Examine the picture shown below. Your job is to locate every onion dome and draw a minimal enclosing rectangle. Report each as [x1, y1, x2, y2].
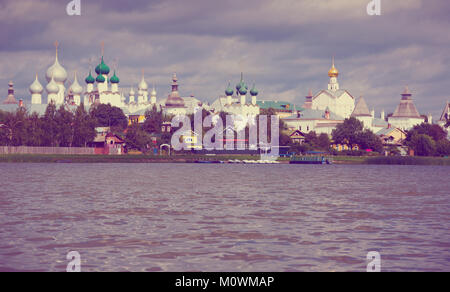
[110, 71, 120, 84]
[130, 87, 135, 95]
[70, 72, 83, 95]
[96, 74, 106, 83]
[46, 75, 59, 94]
[138, 75, 148, 90]
[239, 85, 248, 95]
[95, 56, 110, 75]
[85, 71, 95, 84]
[250, 84, 258, 96]
[46, 46, 68, 83]
[151, 85, 157, 96]
[29, 74, 44, 94]
[225, 83, 234, 96]
[328, 57, 339, 78]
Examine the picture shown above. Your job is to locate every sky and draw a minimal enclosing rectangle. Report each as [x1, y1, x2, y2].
[0, 0, 449, 118]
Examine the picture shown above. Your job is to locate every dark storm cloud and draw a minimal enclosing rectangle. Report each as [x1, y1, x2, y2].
[0, 0, 449, 117]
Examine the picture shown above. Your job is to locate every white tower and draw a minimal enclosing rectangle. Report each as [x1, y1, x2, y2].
[29, 74, 44, 105]
[129, 87, 136, 104]
[327, 57, 340, 92]
[250, 84, 258, 106]
[150, 84, 157, 104]
[138, 70, 148, 104]
[70, 72, 83, 106]
[45, 41, 67, 104]
[46, 75, 60, 104]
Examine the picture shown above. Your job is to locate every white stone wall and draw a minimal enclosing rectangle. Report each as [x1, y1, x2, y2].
[388, 117, 425, 131]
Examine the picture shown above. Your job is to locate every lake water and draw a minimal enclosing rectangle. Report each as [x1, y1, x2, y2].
[0, 163, 449, 272]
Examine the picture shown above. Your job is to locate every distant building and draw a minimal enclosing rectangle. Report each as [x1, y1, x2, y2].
[3, 81, 18, 105]
[163, 73, 188, 116]
[211, 74, 260, 116]
[377, 127, 407, 146]
[304, 58, 356, 119]
[289, 130, 306, 144]
[351, 96, 388, 133]
[282, 107, 344, 135]
[388, 86, 425, 130]
[93, 131, 125, 155]
[257, 100, 299, 118]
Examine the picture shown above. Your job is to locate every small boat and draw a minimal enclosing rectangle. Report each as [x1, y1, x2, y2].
[194, 160, 223, 164]
[290, 156, 332, 165]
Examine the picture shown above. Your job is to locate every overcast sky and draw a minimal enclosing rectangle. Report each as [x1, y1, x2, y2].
[0, 0, 449, 118]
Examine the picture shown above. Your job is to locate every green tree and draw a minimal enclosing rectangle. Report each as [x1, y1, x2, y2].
[0, 110, 9, 145]
[42, 102, 58, 146]
[25, 112, 45, 146]
[90, 104, 128, 130]
[55, 105, 74, 147]
[316, 133, 331, 150]
[125, 124, 153, 153]
[409, 134, 436, 156]
[407, 123, 447, 142]
[143, 104, 167, 134]
[332, 117, 364, 148]
[356, 129, 383, 153]
[73, 103, 96, 147]
[436, 139, 450, 156]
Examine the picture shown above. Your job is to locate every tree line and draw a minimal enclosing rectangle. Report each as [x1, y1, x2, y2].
[0, 103, 128, 147]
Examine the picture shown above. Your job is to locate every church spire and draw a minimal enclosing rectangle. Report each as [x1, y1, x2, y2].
[328, 56, 340, 91]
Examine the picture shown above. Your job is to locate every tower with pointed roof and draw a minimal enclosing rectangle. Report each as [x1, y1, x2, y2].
[304, 89, 313, 109]
[138, 70, 149, 104]
[30, 74, 44, 104]
[250, 84, 258, 105]
[165, 73, 186, 114]
[388, 86, 425, 130]
[351, 96, 373, 129]
[45, 41, 67, 104]
[150, 84, 157, 104]
[3, 81, 18, 104]
[46, 75, 59, 104]
[328, 56, 339, 92]
[70, 72, 83, 105]
[307, 57, 355, 118]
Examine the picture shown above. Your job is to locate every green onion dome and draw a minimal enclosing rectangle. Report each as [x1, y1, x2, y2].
[239, 85, 248, 95]
[85, 71, 95, 84]
[95, 56, 110, 75]
[96, 74, 106, 83]
[225, 83, 234, 96]
[110, 71, 120, 84]
[250, 84, 258, 96]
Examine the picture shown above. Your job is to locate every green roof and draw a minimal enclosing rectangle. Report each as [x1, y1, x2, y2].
[85, 71, 95, 84]
[257, 100, 303, 111]
[96, 74, 106, 83]
[95, 56, 110, 75]
[110, 71, 120, 83]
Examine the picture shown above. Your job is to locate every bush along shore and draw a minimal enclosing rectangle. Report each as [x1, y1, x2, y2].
[365, 156, 450, 166]
[0, 154, 449, 165]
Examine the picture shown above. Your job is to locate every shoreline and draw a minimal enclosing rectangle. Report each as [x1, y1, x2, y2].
[0, 154, 449, 166]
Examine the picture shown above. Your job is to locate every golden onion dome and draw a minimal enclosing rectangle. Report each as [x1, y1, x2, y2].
[328, 63, 339, 78]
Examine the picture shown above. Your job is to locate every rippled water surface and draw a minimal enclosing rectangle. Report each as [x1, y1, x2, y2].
[0, 163, 449, 272]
